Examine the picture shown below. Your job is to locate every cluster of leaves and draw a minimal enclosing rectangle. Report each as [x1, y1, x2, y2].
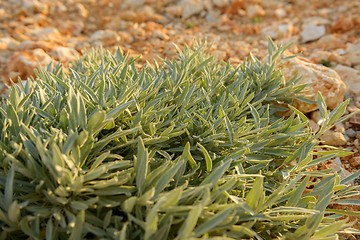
[0, 42, 359, 239]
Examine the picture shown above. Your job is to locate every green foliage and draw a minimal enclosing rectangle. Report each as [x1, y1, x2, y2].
[0, 42, 359, 239]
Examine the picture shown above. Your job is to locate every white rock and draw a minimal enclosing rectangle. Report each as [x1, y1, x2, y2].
[212, 0, 229, 8]
[29, 27, 62, 42]
[19, 0, 48, 15]
[261, 23, 293, 40]
[179, 0, 204, 19]
[345, 41, 360, 66]
[330, 158, 353, 184]
[50, 47, 80, 62]
[90, 30, 121, 46]
[333, 64, 360, 95]
[274, 8, 286, 18]
[300, 24, 326, 43]
[7, 48, 54, 80]
[334, 122, 345, 134]
[309, 119, 320, 133]
[320, 130, 347, 146]
[246, 4, 265, 18]
[278, 56, 346, 113]
[123, 0, 145, 8]
[0, 37, 20, 50]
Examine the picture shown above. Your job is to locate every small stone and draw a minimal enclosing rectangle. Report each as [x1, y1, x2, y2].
[345, 128, 357, 138]
[334, 65, 360, 95]
[334, 122, 345, 134]
[29, 27, 62, 42]
[278, 56, 346, 113]
[354, 139, 360, 147]
[20, 0, 49, 15]
[7, 48, 54, 80]
[212, 50, 227, 60]
[179, 0, 204, 19]
[330, 158, 353, 183]
[50, 47, 80, 62]
[153, 30, 169, 40]
[212, 0, 229, 8]
[349, 156, 360, 167]
[315, 34, 345, 50]
[0, 37, 20, 50]
[320, 130, 347, 146]
[345, 41, 360, 66]
[309, 119, 320, 132]
[75, 3, 88, 18]
[311, 110, 322, 123]
[300, 24, 326, 43]
[274, 8, 286, 18]
[245, 4, 265, 18]
[122, 0, 145, 8]
[165, 6, 182, 18]
[261, 23, 293, 40]
[90, 30, 121, 46]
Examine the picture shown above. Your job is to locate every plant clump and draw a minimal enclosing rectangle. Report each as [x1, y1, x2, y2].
[0, 42, 359, 239]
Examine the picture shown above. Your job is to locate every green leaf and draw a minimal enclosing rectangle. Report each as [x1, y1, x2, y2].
[136, 137, 148, 195]
[245, 176, 264, 211]
[69, 210, 85, 240]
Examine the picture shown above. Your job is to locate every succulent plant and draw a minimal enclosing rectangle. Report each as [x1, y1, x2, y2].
[0, 41, 358, 239]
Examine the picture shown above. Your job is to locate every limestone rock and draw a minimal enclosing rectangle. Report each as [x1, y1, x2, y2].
[333, 65, 360, 95]
[345, 41, 360, 66]
[212, 0, 229, 8]
[0, 37, 20, 50]
[246, 4, 265, 18]
[50, 46, 80, 62]
[320, 130, 347, 146]
[29, 27, 62, 42]
[330, 158, 353, 183]
[315, 34, 345, 50]
[261, 23, 293, 40]
[278, 56, 346, 113]
[90, 30, 121, 46]
[300, 24, 326, 43]
[179, 0, 204, 19]
[7, 48, 54, 80]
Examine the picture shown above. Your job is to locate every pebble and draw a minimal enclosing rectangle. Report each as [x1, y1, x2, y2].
[320, 130, 347, 146]
[349, 156, 360, 167]
[330, 158, 353, 184]
[90, 30, 121, 46]
[309, 119, 320, 132]
[19, 0, 49, 15]
[165, 6, 182, 18]
[123, 0, 145, 8]
[345, 128, 356, 138]
[0, 37, 20, 51]
[334, 65, 360, 95]
[7, 48, 54, 80]
[315, 34, 345, 50]
[246, 4, 265, 18]
[50, 46, 80, 62]
[153, 30, 169, 40]
[212, 0, 229, 8]
[261, 23, 293, 40]
[300, 24, 326, 43]
[278, 55, 346, 113]
[345, 41, 360, 66]
[274, 8, 287, 18]
[29, 27, 62, 42]
[75, 3, 88, 18]
[334, 122, 346, 134]
[179, 0, 204, 19]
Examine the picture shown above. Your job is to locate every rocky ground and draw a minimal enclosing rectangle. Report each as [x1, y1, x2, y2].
[0, 0, 359, 225]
